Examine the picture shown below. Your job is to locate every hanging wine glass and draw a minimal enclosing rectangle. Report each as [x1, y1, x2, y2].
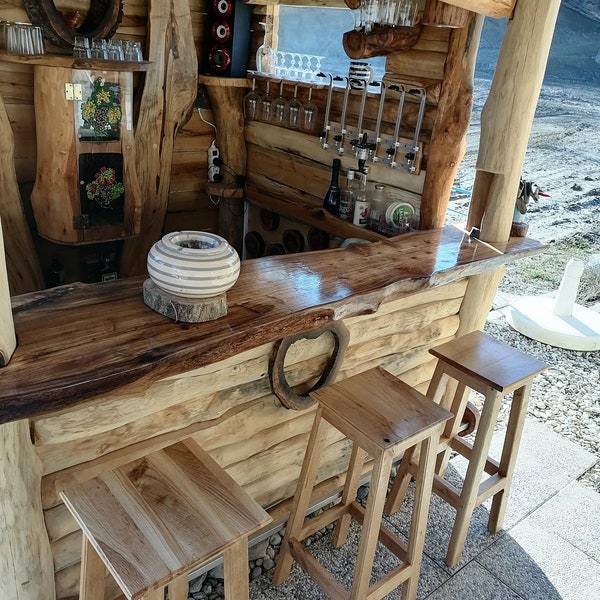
[287, 84, 302, 129]
[256, 22, 277, 75]
[258, 79, 273, 123]
[243, 77, 260, 121]
[271, 80, 289, 126]
[300, 85, 319, 133]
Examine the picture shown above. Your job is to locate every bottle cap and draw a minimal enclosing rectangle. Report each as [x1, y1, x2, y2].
[347, 169, 355, 179]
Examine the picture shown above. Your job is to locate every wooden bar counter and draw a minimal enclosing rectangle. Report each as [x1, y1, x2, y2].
[0, 226, 543, 600]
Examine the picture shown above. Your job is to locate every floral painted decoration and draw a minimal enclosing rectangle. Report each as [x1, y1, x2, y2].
[81, 77, 122, 137]
[86, 166, 125, 209]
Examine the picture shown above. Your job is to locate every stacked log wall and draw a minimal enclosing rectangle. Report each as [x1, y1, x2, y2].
[31, 278, 467, 598]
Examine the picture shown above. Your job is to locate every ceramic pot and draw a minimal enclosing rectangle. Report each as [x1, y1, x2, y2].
[147, 231, 240, 298]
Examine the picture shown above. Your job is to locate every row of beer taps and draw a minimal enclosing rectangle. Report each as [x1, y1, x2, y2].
[318, 73, 426, 174]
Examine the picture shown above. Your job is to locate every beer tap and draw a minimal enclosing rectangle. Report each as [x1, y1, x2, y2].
[386, 83, 406, 167]
[350, 80, 371, 156]
[333, 77, 351, 154]
[372, 81, 387, 162]
[317, 72, 334, 149]
[405, 87, 427, 172]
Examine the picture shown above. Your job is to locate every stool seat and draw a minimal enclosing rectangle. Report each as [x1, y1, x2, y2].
[386, 330, 547, 567]
[61, 438, 271, 600]
[273, 367, 452, 600]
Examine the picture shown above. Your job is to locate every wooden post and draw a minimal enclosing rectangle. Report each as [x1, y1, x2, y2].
[423, 0, 470, 28]
[0, 94, 44, 295]
[120, 0, 198, 277]
[199, 77, 248, 254]
[0, 420, 55, 600]
[419, 13, 484, 229]
[0, 217, 16, 367]
[467, 0, 561, 243]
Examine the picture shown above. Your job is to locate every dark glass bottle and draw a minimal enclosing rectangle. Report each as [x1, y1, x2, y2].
[323, 158, 341, 216]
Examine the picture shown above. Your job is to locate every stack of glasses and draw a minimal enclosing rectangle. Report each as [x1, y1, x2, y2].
[353, 0, 419, 33]
[0, 21, 45, 55]
[73, 37, 143, 62]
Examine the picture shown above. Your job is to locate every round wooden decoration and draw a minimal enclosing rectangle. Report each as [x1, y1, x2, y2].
[23, 0, 124, 49]
[269, 322, 350, 410]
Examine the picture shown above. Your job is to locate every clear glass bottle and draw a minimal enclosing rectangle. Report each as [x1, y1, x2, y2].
[352, 168, 370, 227]
[323, 158, 342, 216]
[339, 169, 357, 221]
[368, 184, 387, 232]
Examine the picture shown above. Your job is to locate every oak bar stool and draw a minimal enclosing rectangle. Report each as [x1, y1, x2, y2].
[273, 367, 452, 600]
[385, 330, 548, 567]
[60, 438, 271, 600]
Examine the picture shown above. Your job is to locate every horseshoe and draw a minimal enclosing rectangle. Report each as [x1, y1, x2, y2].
[269, 322, 349, 410]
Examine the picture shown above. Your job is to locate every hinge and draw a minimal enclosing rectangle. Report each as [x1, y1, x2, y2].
[64, 83, 83, 101]
[73, 214, 90, 230]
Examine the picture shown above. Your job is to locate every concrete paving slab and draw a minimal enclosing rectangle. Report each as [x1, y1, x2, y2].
[477, 483, 600, 600]
[450, 418, 597, 529]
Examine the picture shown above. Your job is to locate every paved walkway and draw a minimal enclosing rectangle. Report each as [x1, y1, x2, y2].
[249, 417, 600, 599]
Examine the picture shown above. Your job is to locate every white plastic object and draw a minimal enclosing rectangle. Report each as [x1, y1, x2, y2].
[208, 140, 221, 182]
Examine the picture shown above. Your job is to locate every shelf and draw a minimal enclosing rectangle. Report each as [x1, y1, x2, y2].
[0, 50, 152, 71]
[342, 22, 423, 60]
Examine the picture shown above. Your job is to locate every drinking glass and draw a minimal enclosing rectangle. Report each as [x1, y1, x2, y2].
[271, 80, 289, 126]
[91, 38, 108, 59]
[31, 26, 45, 54]
[243, 77, 260, 121]
[124, 40, 143, 61]
[107, 38, 124, 61]
[256, 22, 276, 75]
[258, 80, 273, 123]
[300, 85, 318, 133]
[287, 84, 302, 129]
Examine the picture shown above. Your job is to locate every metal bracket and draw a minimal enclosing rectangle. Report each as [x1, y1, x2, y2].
[73, 214, 90, 230]
[64, 83, 83, 101]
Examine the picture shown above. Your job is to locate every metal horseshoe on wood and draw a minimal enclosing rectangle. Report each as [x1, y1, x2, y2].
[269, 322, 349, 410]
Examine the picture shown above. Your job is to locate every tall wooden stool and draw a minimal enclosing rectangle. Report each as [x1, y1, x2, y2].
[60, 438, 271, 600]
[272, 367, 452, 600]
[385, 330, 548, 567]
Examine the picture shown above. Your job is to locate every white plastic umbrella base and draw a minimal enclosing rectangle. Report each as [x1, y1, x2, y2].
[506, 296, 600, 351]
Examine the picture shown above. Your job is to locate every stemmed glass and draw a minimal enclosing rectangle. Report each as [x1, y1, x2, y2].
[300, 85, 319, 133]
[258, 79, 273, 123]
[243, 77, 260, 121]
[287, 84, 302, 129]
[271, 80, 289, 126]
[256, 22, 276, 75]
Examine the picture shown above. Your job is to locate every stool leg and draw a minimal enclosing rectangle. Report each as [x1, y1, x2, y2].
[79, 536, 106, 600]
[445, 388, 502, 567]
[435, 381, 468, 476]
[223, 536, 250, 599]
[273, 408, 329, 585]
[333, 442, 367, 548]
[402, 430, 440, 600]
[167, 573, 190, 600]
[350, 449, 393, 600]
[488, 382, 531, 533]
[384, 445, 416, 515]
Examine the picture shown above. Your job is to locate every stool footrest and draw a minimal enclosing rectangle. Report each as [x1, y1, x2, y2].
[451, 436, 501, 475]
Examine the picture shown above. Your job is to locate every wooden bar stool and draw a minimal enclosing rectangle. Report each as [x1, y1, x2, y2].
[272, 367, 452, 600]
[385, 330, 548, 567]
[60, 438, 271, 600]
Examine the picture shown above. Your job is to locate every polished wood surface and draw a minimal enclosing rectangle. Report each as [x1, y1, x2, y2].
[0, 226, 544, 424]
[60, 438, 270, 599]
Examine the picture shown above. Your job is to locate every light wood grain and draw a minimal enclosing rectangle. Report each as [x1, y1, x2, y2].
[439, 0, 515, 18]
[0, 217, 16, 365]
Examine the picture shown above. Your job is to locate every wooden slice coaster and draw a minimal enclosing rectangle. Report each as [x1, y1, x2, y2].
[143, 279, 227, 323]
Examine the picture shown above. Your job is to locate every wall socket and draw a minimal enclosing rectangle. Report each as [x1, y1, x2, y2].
[208, 140, 222, 182]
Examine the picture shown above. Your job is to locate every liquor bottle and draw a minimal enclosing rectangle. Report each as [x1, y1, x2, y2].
[352, 168, 370, 227]
[368, 184, 387, 233]
[323, 158, 342, 216]
[339, 169, 357, 221]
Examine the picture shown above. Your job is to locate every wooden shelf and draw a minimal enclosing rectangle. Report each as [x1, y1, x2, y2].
[0, 50, 152, 71]
[342, 22, 423, 60]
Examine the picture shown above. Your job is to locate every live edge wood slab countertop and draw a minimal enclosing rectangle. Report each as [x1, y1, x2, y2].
[0, 226, 544, 424]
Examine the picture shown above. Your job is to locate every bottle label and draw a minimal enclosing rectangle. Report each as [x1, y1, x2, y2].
[353, 201, 370, 227]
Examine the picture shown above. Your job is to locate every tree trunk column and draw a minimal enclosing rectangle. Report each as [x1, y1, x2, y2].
[467, 0, 561, 243]
[0, 420, 55, 600]
[199, 77, 247, 255]
[0, 217, 16, 367]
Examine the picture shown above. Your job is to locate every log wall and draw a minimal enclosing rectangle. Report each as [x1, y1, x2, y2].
[32, 278, 467, 599]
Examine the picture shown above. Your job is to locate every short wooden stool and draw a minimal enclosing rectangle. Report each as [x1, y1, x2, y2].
[273, 367, 452, 600]
[386, 330, 547, 567]
[60, 438, 271, 600]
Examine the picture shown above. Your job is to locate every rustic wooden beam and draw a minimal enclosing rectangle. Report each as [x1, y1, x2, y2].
[0, 419, 55, 600]
[423, 0, 470, 28]
[419, 13, 484, 229]
[0, 218, 16, 366]
[467, 0, 561, 242]
[0, 94, 44, 295]
[120, 0, 198, 277]
[438, 0, 515, 19]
